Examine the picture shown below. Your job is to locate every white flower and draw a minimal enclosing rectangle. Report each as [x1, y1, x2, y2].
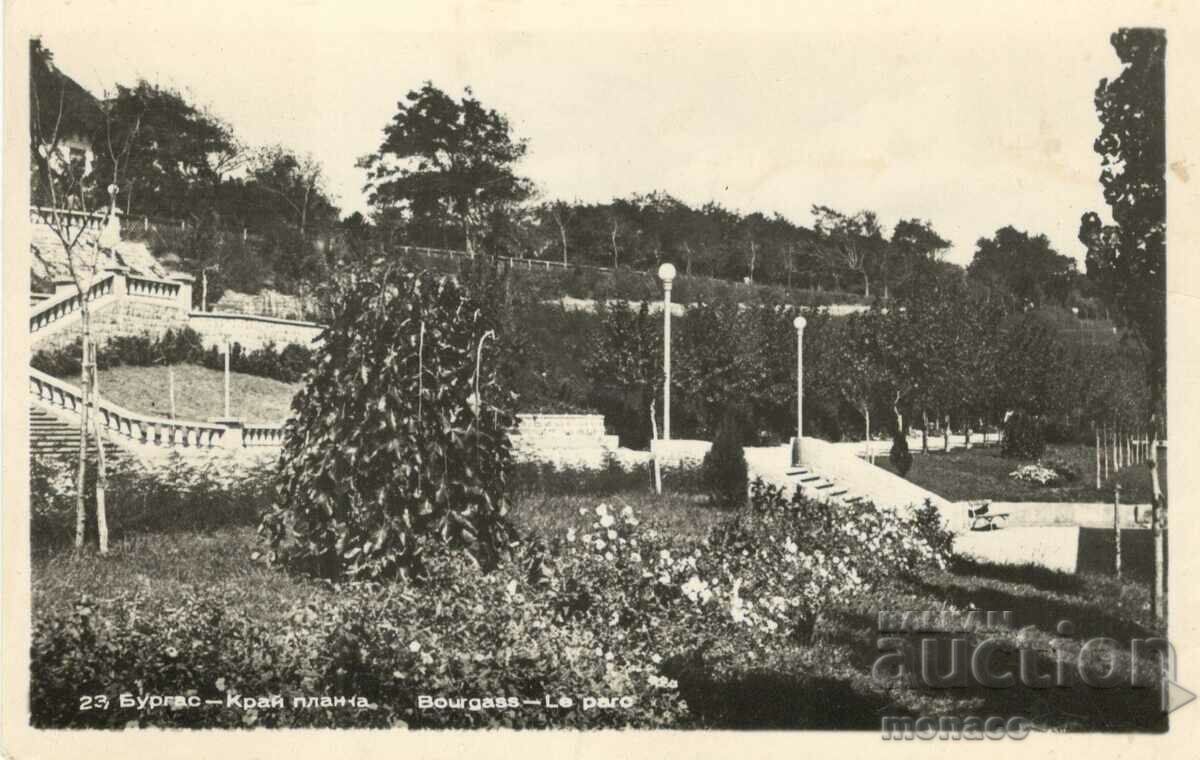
[599, 513, 615, 528]
[566, 528, 576, 543]
[408, 640, 421, 653]
[595, 539, 607, 551]
[505, 579, 518, 595]
[621, 505, 634, 519]
[631, 551, 642, 563]
[607, 529, 618, 540]
[596, 503, 610, 517]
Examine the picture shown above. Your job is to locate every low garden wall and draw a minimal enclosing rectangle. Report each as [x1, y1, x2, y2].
[188, 312, 324, 350]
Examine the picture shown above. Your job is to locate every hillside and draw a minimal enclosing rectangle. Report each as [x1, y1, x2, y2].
[71, 365, 301, 423]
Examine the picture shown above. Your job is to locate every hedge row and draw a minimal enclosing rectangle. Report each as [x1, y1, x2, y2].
[31, 327, 315, 385]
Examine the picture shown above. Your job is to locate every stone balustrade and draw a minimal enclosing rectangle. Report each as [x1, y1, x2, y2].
[29, 274, 116, 334]
[30, 368, 236, 451]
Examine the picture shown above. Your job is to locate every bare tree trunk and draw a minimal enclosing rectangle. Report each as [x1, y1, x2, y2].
[864, 406, 872, 463]
[74, 316, 90, 552]
[944, 413, 951, 452]
[1095, 424, 1102, 489]
[862, 270, 870, 298]
[1113, 484, 1122, 579]
[921, 409, 929, 454]
[1149, 440, 1166, 626]
[610, 221, 619, 269]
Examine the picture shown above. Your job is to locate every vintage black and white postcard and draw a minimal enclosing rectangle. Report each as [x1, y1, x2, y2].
[3, 1, 1199, 757]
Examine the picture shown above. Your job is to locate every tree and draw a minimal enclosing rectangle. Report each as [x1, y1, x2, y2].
[1079, 28, 1166, 429]
[584, 302, 662, 447]
[100, 80, 242, 219]
[1078, 28, 1166, 624]
[889, 219, 951, 299]
[248, 145, 336, 238]
[260, 265, 517, 580]
[968, 226, 1077, 308]
[811, 205, 882, 297]
[30, 40, 142, 556]
[359, 83, 532, 254]
[830, 311, 889, 460]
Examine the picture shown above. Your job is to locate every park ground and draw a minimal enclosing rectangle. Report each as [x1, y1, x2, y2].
[31, 461, 1167, 731]
[871, 443, 1161, 504]
[69, 365, 298, 423]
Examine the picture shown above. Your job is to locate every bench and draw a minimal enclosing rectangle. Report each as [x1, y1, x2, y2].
[967, 501, 1009, 531]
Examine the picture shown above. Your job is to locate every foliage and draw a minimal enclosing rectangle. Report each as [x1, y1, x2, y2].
[31, 453, 275, 550]
[31, 327, 314, 385]
[1008, 461, 1078, 487]
[1002, 412, 1046, 459]
[967, 226, 1080, 308]
[889, 431, 913, 477]
[701, 407, 750, 509]
[260, 266, 517, 581]
[1079, 28, 1166, 425]
[359, 83, 533, 254]
[32, 477, 953, 729]
[582, 301, 662, 448]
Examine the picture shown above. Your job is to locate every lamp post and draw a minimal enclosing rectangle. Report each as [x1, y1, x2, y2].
[658, 263, 676, 440]
[794, 315, 807, 465]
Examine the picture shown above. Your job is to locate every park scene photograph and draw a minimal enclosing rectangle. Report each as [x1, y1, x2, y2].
[7, 0, 1176, 738]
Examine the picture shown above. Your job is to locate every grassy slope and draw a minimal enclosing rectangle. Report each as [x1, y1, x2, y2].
[71, 364, 301, 423]
[873, 443, 1161, 503]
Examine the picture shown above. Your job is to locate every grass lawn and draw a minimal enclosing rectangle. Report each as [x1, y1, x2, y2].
[32, 523, 1164, 731]
[873, 443, 1163, 503]
[71, 364, 301, 423]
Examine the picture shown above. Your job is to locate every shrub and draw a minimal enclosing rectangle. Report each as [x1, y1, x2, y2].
[260, 267, 518, 581]
[31, 327, 313, 385]
[702, 406, 749, 509]
[1002, 412, 1046, 459]
[31, 481, 954, 728]
[889, 430, 913, 477]
[30, 452, 275, 549]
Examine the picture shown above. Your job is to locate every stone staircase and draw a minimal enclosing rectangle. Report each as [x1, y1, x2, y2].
[784, 464, 857, 504]
[30, 405, 125, 462]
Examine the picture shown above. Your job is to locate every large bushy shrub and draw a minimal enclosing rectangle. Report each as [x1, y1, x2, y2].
[702, 406, 750, 509]
[1002, 411, 1046, 459]
[260, 267, 517, 581]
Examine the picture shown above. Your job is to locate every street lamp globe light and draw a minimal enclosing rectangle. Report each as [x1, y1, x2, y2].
[659, 263, 677, 441]
[793, 315, 807, 331]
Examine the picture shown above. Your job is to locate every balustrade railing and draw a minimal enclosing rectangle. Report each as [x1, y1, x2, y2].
[127, 274, 181, 300]
[29, 274, 116, 334]
[29, 368, 234, 450]
[243, 424, 288, 447]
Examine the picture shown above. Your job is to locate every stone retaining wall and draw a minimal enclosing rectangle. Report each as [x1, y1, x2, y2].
[188, 312, 324, 350]
[33, 297, 188, 351]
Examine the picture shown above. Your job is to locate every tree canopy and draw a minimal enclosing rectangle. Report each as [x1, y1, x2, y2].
[1079, 28, 1166, 423]
[359, 83, 534, 254]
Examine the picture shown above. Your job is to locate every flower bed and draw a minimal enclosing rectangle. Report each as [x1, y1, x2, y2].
[31, 480, 953, 728]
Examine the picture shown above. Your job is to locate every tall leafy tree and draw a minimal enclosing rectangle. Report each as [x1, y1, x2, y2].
[101, 80, 241, 219]
[811, 205, 883, 297]
[359, 83, 533, 254]
[1078, 28, 1166, 427]
[968, 226, 1077, 308]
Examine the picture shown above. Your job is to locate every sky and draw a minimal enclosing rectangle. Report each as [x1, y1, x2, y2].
[25, 0, 1156, 266]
